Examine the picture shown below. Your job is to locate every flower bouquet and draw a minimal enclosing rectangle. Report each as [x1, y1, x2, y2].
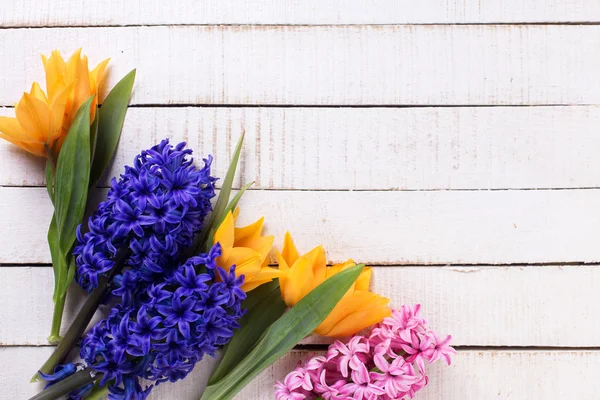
[1, 50, 454, 400]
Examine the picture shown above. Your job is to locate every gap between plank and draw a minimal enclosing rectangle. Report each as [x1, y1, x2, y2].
[3, 261, 599, 268]
[4, 344, 600, 351]
[2, 22, 600, 30]
[3, 185, 600, 192]
[2, 104, 599, 110]
[295, 344, 600, 351]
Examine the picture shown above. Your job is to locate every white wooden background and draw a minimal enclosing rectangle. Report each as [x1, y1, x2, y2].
[1, 1, 600, 399]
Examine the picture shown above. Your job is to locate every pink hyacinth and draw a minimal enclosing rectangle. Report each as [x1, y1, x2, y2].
[275, 305, 455, 400]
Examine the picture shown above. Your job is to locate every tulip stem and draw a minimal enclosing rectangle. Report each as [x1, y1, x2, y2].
[47, 294, 66, 344]
[44, 144, 57, 173]
[28, 368, 100, 400]
[32, 247, 130, 382]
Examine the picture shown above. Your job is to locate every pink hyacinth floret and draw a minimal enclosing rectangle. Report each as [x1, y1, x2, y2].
[275, 305, 455, 400]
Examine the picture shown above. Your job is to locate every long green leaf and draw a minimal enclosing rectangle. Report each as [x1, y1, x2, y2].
[89, 111, 99, 165]
[208, 280, 286, 385]
[208, 133, 244, 229]
[201, 264, 365, 400]
[54, 97, 94, 256]
[199, 181, 254, 253]
[194, 133, 245, 253]
[58, 255, 77, 298]
[47, 214, 60, 302]
[89, 69, 136, 187]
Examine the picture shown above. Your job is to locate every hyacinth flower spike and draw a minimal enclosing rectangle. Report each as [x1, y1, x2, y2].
[32, 243, 247, 400]
[276, 305, 455, 400]
[34, 140, 217, 380]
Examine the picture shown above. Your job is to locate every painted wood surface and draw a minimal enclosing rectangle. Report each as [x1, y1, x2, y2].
[3, 347, 600, 399]
[2, 265, 599, 347]
[2, 187, 600, 265]
[1, 3, 598, 400]
[3, 0, 600, 25]
[2, 106, 600, 190]
[1, 25, 600, 106]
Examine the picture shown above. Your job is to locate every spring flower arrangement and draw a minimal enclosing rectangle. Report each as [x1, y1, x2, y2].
[1, 49, 453, 400]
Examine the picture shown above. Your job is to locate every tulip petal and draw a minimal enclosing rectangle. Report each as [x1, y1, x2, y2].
[30, 82, 48, 103]
[90, 58, 110, 94]
[0, 131, 45, 157]
[16, 93, 51, 142]
[236, 235, 273, 263]
[72, 55, 92, 121]
[214, 212, 235, 253]
[283, 256, 314, 306]
[281, 231, 299, 266]
[43, 50, 67, 101]
[304, 245, 327, 285]
[276, 250, 290, 299]
[234, 217, 264, 241]
[48, 82, 73, 143]
[324, 300, 391, 337]
[314, 290, 389, 336]
[240, 267, 281, 292]
[223, 247, 262, 280]
[355, 267, 372, 291]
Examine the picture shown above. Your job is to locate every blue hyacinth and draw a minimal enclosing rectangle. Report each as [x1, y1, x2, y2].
[57, 243, 246, 399]
[74, 139, 216, 296]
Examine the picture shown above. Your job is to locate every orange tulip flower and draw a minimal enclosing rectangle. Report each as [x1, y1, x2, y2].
[277, 232, 391, 337]
[213, 209, 280, 292]
[0, 49, 109, 158]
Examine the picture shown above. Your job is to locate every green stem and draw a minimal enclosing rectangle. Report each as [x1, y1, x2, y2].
[33, 280, 109, 382]
[47, 294, 66, 344]
[32, 248, 130, 382]
[29, 368, 100, 400]
[85, 382, 109, 400]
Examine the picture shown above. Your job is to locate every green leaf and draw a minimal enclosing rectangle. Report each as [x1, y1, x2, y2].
[54, 96, 93, 257]
[194, 133, 245, 253]
[47, 214, 60, 302]
[208, 280, 286, 385]
[58, 256, 77, 299]
[221, 181, 254, 224]
[45, 159, 54, 205]
[199, 181, 254, 253]
[201, 264, 365, 400]
[89, 69, 136, 188]
[89, 111, 100, 165]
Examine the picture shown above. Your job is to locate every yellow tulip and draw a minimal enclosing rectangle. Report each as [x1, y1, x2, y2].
[0, 49, 109, 158]
[277, 232, 391, 337]
[213, 209, 280, 292]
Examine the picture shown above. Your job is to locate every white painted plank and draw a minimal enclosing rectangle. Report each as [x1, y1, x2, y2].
[1, 25, 599, 106]
[2, 187, 600, 265]
[2, 266, 599, 347]
[3, 0, 600, 26]
[3, 106, 600, 190]
[4, 347, 600, 400]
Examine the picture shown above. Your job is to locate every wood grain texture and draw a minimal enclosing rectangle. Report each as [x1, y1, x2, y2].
[3, 0, 600, 26]
[2, 106, 600, 190]
[2, 265, 599, 347]
[1, 25, 600, 106]
[4, 347, 600, 400]
[2, 187, 600, 266]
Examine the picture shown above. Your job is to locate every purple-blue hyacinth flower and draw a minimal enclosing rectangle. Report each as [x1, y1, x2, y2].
[38, 363, 77, 388]
[74, 139, 216, 299]
[61, 243, 247, 398]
